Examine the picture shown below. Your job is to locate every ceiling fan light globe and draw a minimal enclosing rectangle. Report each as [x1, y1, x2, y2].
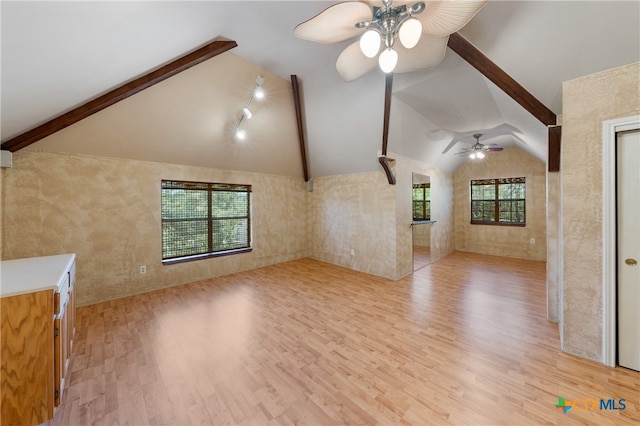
[379, 47, 398, 73]
[360, 29, 381, 58]
[399, 18, 422, 49]
[469, 152, 476, 159]
[235, 128, 246, 140]
[477, 151, 485, 159]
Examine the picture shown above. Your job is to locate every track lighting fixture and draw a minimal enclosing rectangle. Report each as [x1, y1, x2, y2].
[233, 75, 265, 140]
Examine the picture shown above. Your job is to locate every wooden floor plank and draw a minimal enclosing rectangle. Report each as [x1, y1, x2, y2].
[47, 252, 639, 425]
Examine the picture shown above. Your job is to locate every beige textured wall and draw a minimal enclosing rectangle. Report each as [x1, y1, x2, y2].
[1, 150, 309, 306]
[453, 147, 547, 261]
[2, 149, 453, 305]
[546, 171, 560, 322]
[561, 62, 640, 361]
[307, 155, 455, 281]
[307, 171, 398, 279]
[429, 171, 455, 262]
[395, 158, 413, 278]
[412, 225, 430, 247]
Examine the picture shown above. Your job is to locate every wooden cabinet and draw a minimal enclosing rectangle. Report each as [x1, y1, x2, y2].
[0, 290, 54, 424]
[1, 254, 76, 426]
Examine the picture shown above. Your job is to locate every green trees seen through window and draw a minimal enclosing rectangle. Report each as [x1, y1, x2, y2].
[413, 183, 431, 221]
[470, 177, 525, 225]
[161, 181, 251, 260]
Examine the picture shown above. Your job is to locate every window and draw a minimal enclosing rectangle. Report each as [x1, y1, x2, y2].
[161, 180, 251, 262]
[413, 183, 431, 221]
[470, 177, 525, 226]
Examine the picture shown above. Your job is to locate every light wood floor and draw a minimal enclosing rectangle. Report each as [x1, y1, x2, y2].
[48, 252, 639, 425]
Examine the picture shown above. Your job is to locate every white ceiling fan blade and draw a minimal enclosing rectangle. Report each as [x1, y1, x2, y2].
[394, 35, 448, 74]
[336, 41, 378, 82]
[418, 1, 488, 37]
[294, 2, 372, 44]
[442, 138, 462, 154]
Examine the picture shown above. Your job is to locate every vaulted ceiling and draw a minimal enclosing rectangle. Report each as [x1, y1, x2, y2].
[2, 1, 639, 177]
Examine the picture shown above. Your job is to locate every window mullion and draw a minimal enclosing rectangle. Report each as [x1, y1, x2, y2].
[494, 181, 500, 222]
[246, 190, 251, 247]
[208, 184, 213, 254]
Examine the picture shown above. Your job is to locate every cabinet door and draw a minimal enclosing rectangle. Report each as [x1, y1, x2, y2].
[1, 291, 55, 424]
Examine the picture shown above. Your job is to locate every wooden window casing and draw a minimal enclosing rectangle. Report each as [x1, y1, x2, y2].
[161, 180, 251, 263]
[470, 177, 526, 226]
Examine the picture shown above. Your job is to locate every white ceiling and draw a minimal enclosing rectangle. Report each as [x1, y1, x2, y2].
[2, 1, 639, 176]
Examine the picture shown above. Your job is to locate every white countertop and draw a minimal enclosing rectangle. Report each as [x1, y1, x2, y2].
[0, 253, 76, 298]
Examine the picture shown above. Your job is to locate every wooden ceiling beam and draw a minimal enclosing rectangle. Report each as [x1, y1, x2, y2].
[1, 39, 238, 152]
[381, 73, 393, 157]
[448, 32, 556, 126]
[379, 73, 396, 185]
[290, 75, 310, 182]
[548, 125, 562, 172]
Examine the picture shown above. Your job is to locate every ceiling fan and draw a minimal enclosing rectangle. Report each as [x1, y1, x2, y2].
[437, 123, 526, 154]
[294, 1, 487, 183]
[456, 133, 503, 159]
[294, 0, 488, 82]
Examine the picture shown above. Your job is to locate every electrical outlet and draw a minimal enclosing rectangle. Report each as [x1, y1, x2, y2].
[530, 238, 536, 245]
[350, 248, 355, 256]
[140, 265, 146, 274]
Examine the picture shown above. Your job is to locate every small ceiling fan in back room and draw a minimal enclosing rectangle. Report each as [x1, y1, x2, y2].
[294, 0, 488, 182]
[455, 133, 504, 160]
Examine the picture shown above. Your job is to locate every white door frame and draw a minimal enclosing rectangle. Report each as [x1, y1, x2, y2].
[602, 115, 640, 367]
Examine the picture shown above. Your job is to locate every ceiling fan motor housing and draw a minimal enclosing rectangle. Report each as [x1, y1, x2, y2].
[360, 2, 426, 47]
